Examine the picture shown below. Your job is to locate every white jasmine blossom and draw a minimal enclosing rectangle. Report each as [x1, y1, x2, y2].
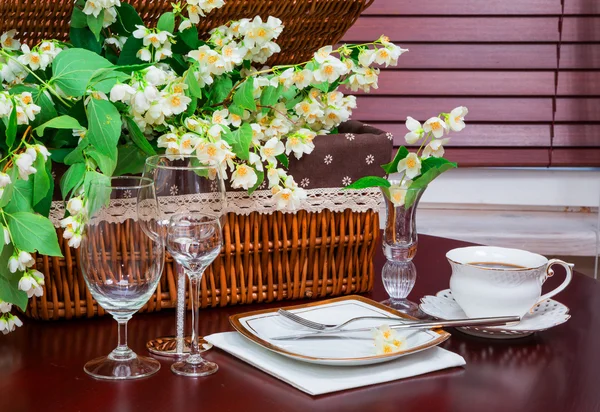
[404, 117, 424, 144]
[423, 138, 450, 159]
[397, 152, 422, 179]
[0, 30, 20, 50]
[260, 137, 285, 164]
[423, 117, 448, 139]
[0, 300, 11, 313]
[448, 106, 468, 132]
[231, 164, 258, 190]
[373, 324, 405, 354]
[15, 152, 37, 181]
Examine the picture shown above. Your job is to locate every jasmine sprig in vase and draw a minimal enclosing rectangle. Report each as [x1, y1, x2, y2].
[346, 107, 468, 313]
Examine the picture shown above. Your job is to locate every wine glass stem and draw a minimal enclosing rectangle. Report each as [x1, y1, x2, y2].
[109, 316, 134, 361]
[176, 263, 187, 354]
[188, 273, 204, 362]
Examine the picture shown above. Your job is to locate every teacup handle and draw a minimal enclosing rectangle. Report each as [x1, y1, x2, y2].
[537, 259, 574, 304]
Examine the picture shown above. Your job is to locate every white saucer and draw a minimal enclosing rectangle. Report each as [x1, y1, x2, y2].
[419, 289, 571, 339]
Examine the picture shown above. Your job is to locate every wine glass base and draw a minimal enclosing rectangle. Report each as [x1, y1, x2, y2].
[171, 357, 218, 377]
[146, 336, 213, 358]
[381, 298, 420, 317]
[84, 354, 160, 380]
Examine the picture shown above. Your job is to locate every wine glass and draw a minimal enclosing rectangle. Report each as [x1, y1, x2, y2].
[141, 155, 226, 357]
[166, 213, 222, 377]
[80, 176, 164, 380]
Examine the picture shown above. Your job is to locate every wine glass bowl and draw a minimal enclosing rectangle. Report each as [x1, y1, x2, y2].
[141, 155, 226, 358]
[80, 176, 164, 380]
[166, 213, 222, 377]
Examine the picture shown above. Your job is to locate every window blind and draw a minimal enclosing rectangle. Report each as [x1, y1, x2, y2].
[342, 0, 600, 167]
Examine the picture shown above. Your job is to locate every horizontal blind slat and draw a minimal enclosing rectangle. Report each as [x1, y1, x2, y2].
[354, 97, 553, 122]
[343, 17, 559, 42]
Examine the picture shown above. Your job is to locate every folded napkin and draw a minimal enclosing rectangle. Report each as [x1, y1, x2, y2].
[205, 332, 466, 396]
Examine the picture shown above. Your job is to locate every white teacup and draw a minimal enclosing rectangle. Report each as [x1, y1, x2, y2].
[447, 246, 574, 318]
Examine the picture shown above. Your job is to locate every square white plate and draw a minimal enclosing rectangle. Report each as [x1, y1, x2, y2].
[229, 295, 450, 366]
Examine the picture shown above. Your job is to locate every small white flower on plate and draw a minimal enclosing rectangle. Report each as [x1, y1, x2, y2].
[258, 180, 267, 190]
[324, 154, 333, 165]
[342, 176, 352, 186]
[300, 178, 310, 188]
[365, 154, 375, 165]
[386, 132, 394, 141]
[170, 185, 179, 196]
[210, 180, 218, 192]
[345, 133, 355, 141]
[123, 190, 132, 199]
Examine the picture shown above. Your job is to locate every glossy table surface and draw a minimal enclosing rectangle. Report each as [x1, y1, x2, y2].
[1, 235, 599, 412]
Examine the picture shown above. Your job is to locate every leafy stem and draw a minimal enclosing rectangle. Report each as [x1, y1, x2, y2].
[0, 50, 72, 108]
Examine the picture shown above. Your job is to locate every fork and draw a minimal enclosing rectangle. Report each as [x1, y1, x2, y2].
[277, 308, 413, 331]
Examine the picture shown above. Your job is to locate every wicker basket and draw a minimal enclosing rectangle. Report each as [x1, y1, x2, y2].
[25, 121, 391, 320]
[9, 1, 384, 320]
[0, 0, 374, 65]
[26, 209, 379, 320]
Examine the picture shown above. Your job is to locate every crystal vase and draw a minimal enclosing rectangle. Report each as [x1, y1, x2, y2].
[380, 184, 427, 314]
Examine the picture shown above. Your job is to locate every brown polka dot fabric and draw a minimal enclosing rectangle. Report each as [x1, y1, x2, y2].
[288, 121, 393, 189]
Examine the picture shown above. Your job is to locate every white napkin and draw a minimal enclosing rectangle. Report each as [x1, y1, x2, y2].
[205, 332, 466, 396]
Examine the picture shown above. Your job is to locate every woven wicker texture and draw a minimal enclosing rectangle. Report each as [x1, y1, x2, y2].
[0, 0, 374, 65]
[25, 210, 379, 320]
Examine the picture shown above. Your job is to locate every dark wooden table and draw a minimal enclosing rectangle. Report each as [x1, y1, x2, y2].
[1, 235, 599, 412]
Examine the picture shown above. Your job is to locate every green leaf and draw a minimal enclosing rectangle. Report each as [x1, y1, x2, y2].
[5, 103, 17, 148]
[228, 104, 243, 116]
[381, 146, 409, 175]
[117, 36, 143, 65]
[88, 149, 117, 176]
[112, 3, 144, 36]
[48, 148, 73, 162]
[248, 168, 264, 196]
[179, 26, 199, 49]
[4, 178, 33, 214]
[7, 212, 63, 257]
[212, 76, 233, 104]
[34, 115, 83, 137]
[223, 123, 252, 161]
[233, 77, 256, 111]
[71, 6, 88, 29]
[32, 88, 58, 127]
[64, 141, 89, 165]
[284, 94, 303, 111]
[0, 168, 18, 209]
[52, 48, 113, 96]
[0, 243, 28, 311]
[60, 162, 86, 198]
[411, 161, 457, 189]
[86, 99, 121, 160]
[34, 160, 54, 217]
[69, 27, 103, 54]
[87, 10, 104, 41]
[313, 81, 330, 93]
[418, 157, 456, 177]
[91, 70, 130, 94]
[114, 63, 151, 75]
[125, 117, 156, 156]
[185, 70, 203, 99]
[276, 153, 289, 169]
[84, 171, 111, 217]
[114, 144, 147, 176]
[184, 96, 197, 117]
[344, 176, 391, 190]
[32, 156, 50, 206]
[260, 85, 281, 107]
[157, 12, 175, 33]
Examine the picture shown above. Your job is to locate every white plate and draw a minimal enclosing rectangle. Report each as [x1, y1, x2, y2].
[420, 289, 571, 339]
[229, 295, 450, 366]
